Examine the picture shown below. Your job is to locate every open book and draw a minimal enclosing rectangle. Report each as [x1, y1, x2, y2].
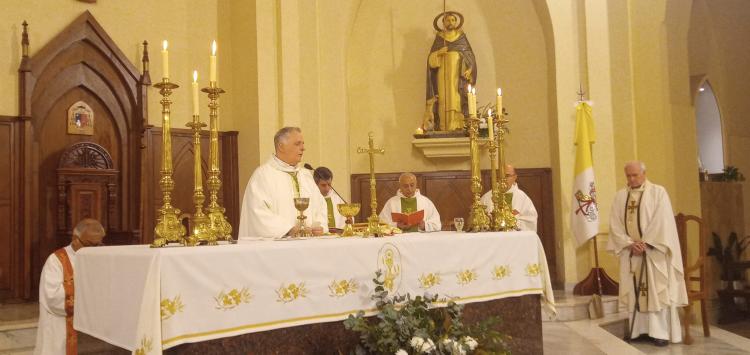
[391, 210, 424, 226]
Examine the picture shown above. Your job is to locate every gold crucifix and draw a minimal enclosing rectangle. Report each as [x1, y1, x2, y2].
[357, 132, 385, 236]
[627, 200, 639, 213]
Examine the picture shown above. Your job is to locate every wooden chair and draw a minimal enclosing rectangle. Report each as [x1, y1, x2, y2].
[675, 213, 711, 344]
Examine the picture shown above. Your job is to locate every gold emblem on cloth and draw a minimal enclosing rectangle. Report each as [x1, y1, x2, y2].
[160, 295, 184, 320]
[134, 336, 153, 355]
[456, 269, 478, 285]
[328, 279, 359, 297]
[377, 243, 402, 292]
[525, 263, 541, 277]
[492, 265, 511, 280]
[276, 283, 309, 303]
[419, 273, 442, 289]
[214, 288, 252, 310]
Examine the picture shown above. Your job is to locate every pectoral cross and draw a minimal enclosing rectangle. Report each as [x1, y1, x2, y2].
[639, 280, 648, 296]
[627, 200, 639, 214]
[357, 132, 385, 235]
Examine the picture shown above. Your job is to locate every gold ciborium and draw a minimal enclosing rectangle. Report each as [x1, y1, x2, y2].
[337, 203, 361, 237]
[293, 197, 310, 238]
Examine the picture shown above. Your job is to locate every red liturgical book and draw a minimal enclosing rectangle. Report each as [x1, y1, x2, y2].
[391, 210, 424, 226]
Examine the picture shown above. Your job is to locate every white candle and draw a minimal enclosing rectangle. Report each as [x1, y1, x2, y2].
[471, 87, 477, 116]
[161, 40, 169, 79]
[209, 40, 217, 84]
[467, 85, 474, 116]
[496, 88, 503, 117]
[192, 70, 199, 116]
[487, 109, 494, 138]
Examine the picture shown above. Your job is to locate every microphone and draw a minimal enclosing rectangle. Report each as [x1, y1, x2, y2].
[304, 164, 349, 204]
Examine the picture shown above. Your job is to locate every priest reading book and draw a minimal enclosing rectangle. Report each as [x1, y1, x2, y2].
[379, 173, 441, 232]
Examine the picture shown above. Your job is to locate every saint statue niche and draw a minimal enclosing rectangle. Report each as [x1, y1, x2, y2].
[424, 11, 476, 133]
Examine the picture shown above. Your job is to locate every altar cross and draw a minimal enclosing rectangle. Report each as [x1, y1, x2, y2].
[357, 132, 385, 231]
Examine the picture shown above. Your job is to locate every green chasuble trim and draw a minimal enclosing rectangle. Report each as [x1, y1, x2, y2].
[400, 197, 419, 232]
[325, 197, 335, 228]
[286, 172, 301, 198]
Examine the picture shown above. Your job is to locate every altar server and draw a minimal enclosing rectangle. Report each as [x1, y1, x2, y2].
[379, 173, 442, 232]
[34, 219, 105, 355]
[480, 164, 538, 232]
[239, 127, 328, 238]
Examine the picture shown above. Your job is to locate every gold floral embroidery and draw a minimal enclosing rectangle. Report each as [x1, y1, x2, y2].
[328, 279, 359, 297]
[419, 273, 442, 289]
[160, 295, 184, 320]
[526, 263, 541, 277]
[456, 269, 478, 285]
[214, 288, 252, 310]
[492, 265, 511, 280]
[134, 336, 153, 355]
[276, 282, 309, 303]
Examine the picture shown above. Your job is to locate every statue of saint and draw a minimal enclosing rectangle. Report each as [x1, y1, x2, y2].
[424, 11, 476, 132]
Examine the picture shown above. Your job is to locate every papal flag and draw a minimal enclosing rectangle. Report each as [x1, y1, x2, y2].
[571, 102, 599, 246]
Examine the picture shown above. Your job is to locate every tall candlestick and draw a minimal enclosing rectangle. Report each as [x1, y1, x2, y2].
[496, 88, 503, 116]
[209, 40, 217, 84]
[471, 87, 477, 116]
[487, 109, 494, 138]
[161, 40, 169, 79]
[192, 70, 200, 116]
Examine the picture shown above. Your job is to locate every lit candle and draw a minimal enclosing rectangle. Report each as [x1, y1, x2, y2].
[467, 85, 474, 116]
[209, 40, 217, 84]
[161, 40, 169, 79]
[471, 87, 477, 116]
[496, 88, 503, 117]
[192, 70, 199, 117]
[487, 109, 494, 138]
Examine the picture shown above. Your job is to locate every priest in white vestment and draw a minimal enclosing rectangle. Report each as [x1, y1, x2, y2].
[480, 164, 538, 232]
[239, 127, 328, 238]
[607, 161, 687, 347]
[379, 173, 441, 232]
[312, 166, 347, 229]
[35, 219, 105, 355]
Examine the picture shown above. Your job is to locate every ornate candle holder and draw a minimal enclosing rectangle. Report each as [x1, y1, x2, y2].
[293, 197, 310, 238]
[492, 112, 517, 231]
[185, 115, 217, 246]
[151, 79, 187, 247]
[357, 133, 386, 237]
[201, 83, 233, 243]
[467, 113, 490, 232]
[337, 203, 361, 237]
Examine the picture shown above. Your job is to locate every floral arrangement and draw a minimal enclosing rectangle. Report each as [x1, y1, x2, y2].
[344, 271, 509, 355]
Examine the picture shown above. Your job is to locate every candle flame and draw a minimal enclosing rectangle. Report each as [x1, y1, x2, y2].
[211, 40, 217, 55]
[471, 87, 476, 95]
[468, 84, 472, 92]
[193, 70, 198, 82]
[497, 88, 502, 96]
[488, 109, 493, 117]
[162, 40, 168, 51]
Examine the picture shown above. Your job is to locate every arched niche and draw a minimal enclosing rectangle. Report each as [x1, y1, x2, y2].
[694, 80, 724, 173]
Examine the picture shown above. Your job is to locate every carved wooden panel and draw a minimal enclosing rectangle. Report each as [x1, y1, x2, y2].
[351, 168, 558, 286]
[0, 119, 16, 299]
[142, 127, 240, 242]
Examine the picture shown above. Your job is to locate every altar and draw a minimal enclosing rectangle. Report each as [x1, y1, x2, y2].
[74, 231, 554, 354]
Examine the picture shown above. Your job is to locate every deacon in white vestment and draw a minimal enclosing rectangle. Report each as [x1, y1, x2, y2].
[607, 161, 687, 346]
[239, 127, 328, 238]
[35, 219, 105, 355]
[379, 173, 441, 232]
[312, 166, 347, 229]
[480, 164, 538, 232]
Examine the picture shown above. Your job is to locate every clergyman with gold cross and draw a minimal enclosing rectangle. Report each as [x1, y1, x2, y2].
[238, 127, 328, 238]
[606, 161, 687, 347]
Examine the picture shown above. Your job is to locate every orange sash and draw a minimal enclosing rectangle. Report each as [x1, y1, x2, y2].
[54, 248, 77, 355]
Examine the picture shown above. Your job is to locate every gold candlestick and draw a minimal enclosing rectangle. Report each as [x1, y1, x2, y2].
[357, 132, 385, 237]
[494, 111, 517, 231]
[467, 112, 490, 232]
[201, 83, 233, 243]
[185, 115, 218, 246]
[151, 78, 187, 247]
[487, 117, 503, 231]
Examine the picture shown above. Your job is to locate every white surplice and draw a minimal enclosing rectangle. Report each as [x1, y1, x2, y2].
[607, 180, 687, 343]
[480, 183, 538, 232]
[239, 155, 328, 239]
[378, 189, 442, 232]
[34, 245, 75, 355]
[323, 190, 347, 228]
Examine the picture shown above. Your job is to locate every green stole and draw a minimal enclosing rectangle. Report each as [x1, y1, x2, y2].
[286, 172, 301, 198]
[325, 197, 335, 228]
[400, 197, 419, 232]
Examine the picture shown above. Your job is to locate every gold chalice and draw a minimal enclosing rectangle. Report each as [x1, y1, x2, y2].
[293, 197, 310, 238]
[337, 203, 361, 237]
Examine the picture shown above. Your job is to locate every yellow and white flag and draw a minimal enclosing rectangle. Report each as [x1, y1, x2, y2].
[571, 102, 599, 246]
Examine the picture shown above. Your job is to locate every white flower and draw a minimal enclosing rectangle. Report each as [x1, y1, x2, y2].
[420, 338, 436, 353]
[395, 349, 409, 355]
[462, 336, 478, 351]
[410, 337, 425, 350]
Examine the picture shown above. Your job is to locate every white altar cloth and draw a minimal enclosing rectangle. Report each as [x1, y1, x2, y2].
[74, 231, 554, 353]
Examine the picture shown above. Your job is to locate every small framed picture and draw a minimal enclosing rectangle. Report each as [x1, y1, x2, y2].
[67, 101, 94, 135]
